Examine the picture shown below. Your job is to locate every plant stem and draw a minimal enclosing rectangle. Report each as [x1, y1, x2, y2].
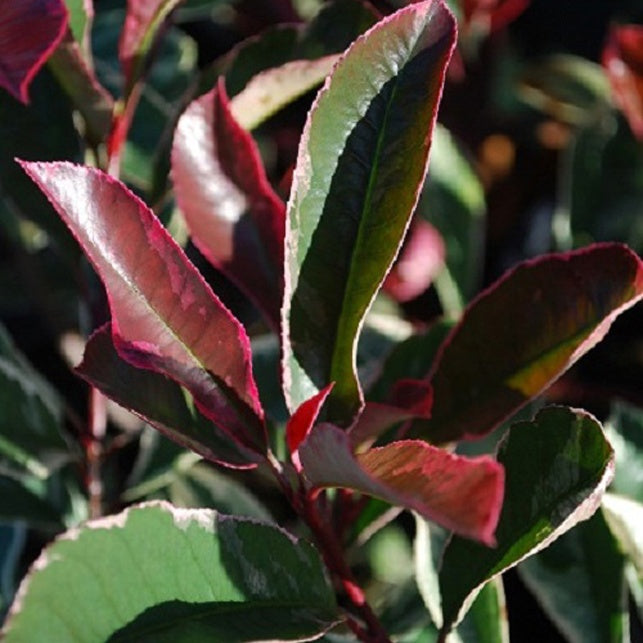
[86, 386, 107, 518]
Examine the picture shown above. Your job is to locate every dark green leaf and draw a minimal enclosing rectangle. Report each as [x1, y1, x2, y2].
[439, 406, 614, 634]
[518, 510, 626, 643]
[3, 502, 338, 642]
[283, 1, 457, 423]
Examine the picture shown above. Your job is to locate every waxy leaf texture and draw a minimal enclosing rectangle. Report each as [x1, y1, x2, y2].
[3, 502, 338, 641]
[172, 80, 286, 329]
[438, 406, 614, 633]
[20, 161, 266, 453]
[413, 243, 643, 443]
[282, 0, 457, 424]
[0, 0, 68, 103]
[299, 424, 504, 544]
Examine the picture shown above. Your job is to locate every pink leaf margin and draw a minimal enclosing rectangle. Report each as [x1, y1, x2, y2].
[18, 160, 266, 452]
[300, 423, 504, 545]
[0, 0, 69, 104]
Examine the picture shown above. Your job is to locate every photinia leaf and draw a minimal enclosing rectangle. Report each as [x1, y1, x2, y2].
[518, 510, 626, 643]
[48, 29, 114, 146]
[77, 325, 258, 469]
[286, 383, 334, 471]
[119, 0, 185, 95]
[172, 80, 286, 329]
[439, 406, 614, 635]
[20, 161, 266, 454]
[382, 219, 445, 303]
[282, 0, 457, 424]
[411, 243, 643, 444]
[2, 502, 339, 641]
[603, 24, 643, 141]
[0, 0, 68, 103]
[229, 55, 340, 131]
[299, 423, 504, 544]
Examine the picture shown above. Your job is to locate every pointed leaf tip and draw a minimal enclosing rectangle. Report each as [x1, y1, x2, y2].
[0, 0, 68, 103]
[19, 160, 266, 453]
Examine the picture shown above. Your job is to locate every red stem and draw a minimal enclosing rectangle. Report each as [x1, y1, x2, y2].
[266, 453, 391, 642]
[86, 386, 107, 518]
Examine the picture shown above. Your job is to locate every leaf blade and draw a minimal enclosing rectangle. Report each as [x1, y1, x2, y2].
[172, 80, 286, 329]
[2, 502, 338, 642]
[20, 161, 266, 453]
[439, 406, 614, 634]
[414, 243, 643, 443]
[282, 0, 457, 423]
[299, 424, 504, 544]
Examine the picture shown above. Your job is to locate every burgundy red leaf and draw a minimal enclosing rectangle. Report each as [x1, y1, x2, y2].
[300, 423, 504, 545]
[20, 161, 266, 453]
[172, 79, 286, 329]
[0, 0, 68, 103]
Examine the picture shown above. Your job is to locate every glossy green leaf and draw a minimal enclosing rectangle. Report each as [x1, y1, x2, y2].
[77, 325, 258, 468]
[0, 323, 71, 479]
[439, 406, 614, 635]
[21, 162, 266, 454]
[456, 578, 508, 643]
[414, 519, 509, 642]
[411, 243, 643, 444]
[62, 0, 91, 48]
[518, 510, 626, 643]
[2, 502, 338, 642]
[300, 424, 504, 544]
[282, 0, 457, 423]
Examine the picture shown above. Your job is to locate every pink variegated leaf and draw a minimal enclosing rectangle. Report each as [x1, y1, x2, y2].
[383, 219, 445, 303]
[172, 79, 286, 329]
[20, 161, 266, 454]
[286, 383, 334, 471]
[119, 0, 184, 94]
[0, 0, 68, 103]
[300, 423, 504, 545]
